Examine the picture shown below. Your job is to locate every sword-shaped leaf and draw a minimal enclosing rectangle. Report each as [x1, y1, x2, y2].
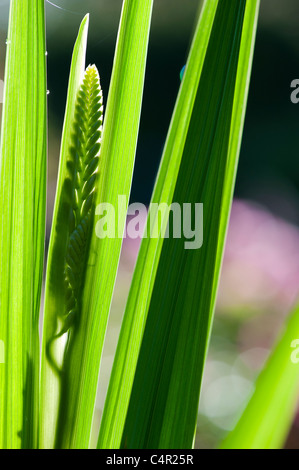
[0, 0, 47, 449]
[98, 0, 260, 449]
[221, 304, 299, 449]
[40, 0, 154, 449]
[39, 15, 90, 449]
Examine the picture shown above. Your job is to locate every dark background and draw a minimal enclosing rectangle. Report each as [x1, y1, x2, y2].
[44, 0, 299, 222]
[1, 0, 299, 219]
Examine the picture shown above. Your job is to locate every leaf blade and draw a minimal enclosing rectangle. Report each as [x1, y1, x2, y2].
[0, 0, 47, 449]
[39, 14, 89, 449]
[41, 0, 154, 449]
[98, 0, 260, 449]
[220, 304, 299, 449]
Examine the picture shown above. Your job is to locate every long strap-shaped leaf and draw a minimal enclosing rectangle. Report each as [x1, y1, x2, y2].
[39, 15, 89, 449]
[40, 0, 153, 449]
[58, 0, 153, 449]
[0, 0, 47, 449]
[98, 0, 260, 449]
[220, 304, 299, 449]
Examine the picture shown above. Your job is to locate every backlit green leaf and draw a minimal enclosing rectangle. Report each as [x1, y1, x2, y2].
[41, 0, 154, 449]
[0, 0, 47, 449]
[98, 0, 260, 449]
[39, 15, 89, 449]
[220, 304, 299, 449]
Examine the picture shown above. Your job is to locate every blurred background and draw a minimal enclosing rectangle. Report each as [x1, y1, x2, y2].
[1, 0, 299, 449]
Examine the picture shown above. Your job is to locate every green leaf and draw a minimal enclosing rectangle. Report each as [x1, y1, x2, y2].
[220, 304, 299, 449]
[46, 64, 103, 450]
[0, 0, 47, 449]
[41, 0, 154, 449]
[39, 14, 90, 449]
[98, 0, 260, 449]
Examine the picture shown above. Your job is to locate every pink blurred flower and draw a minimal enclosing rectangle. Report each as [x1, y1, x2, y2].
[218, 199, 299, 315]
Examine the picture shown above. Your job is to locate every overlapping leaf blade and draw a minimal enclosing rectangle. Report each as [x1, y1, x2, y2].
[98, 0, 260, 449]
[0, 0, 47, 449]
[221, 304, 299, 449]
[41, 0, 154, 449]
[39, 15, 89, 449]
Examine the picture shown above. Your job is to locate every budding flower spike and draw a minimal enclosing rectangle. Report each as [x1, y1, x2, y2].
[46, 64, 103, 375]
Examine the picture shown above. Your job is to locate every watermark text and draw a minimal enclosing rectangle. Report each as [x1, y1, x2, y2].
[95, 196, 203, 250]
